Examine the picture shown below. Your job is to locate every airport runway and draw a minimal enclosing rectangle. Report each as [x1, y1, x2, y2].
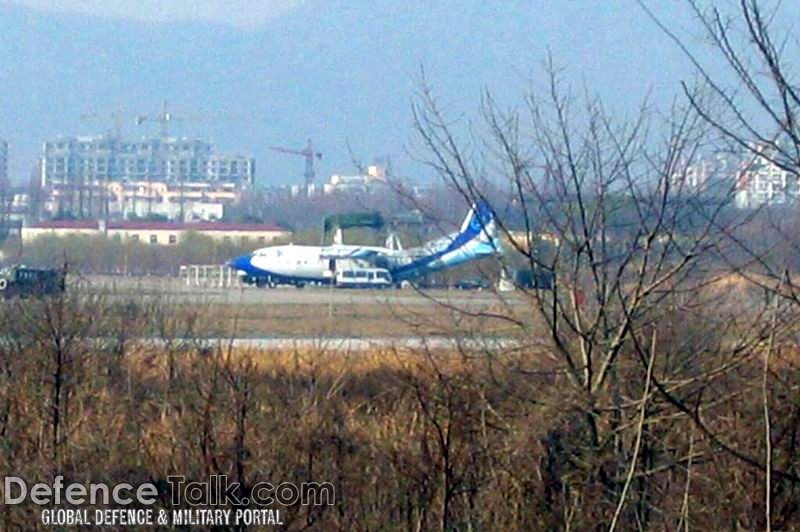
[74, 275, 533, 341]
[78, 274, 518, 307]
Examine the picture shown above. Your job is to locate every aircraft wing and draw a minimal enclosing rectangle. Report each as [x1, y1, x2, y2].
[319, 248, 384, 260]
[347, 249, 382, 260]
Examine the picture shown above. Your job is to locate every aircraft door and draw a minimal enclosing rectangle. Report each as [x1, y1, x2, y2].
[328, 258, 336, 272]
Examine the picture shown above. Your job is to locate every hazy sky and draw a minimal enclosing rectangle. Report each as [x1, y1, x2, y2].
[0, 0, 782, 186]
[3, 0, 304, 28]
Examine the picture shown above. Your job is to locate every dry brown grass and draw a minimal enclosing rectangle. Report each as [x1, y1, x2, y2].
[125, 344, 508, 377]
[202, 300, 531, 338]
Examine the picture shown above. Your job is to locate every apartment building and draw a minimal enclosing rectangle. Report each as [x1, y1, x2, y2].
[39, 135, 254, 219]
[41, 135, 254, 186]
[735, 145, 799, 208]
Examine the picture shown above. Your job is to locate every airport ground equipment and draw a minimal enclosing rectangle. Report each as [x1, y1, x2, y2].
[321, 211, 385, 245]
[497, 268, 555, 292]
[180, 264, 242, 288]
[0, 265, 66, 299]
[512, 268, 554, 290]
[334, 267, 392, 289]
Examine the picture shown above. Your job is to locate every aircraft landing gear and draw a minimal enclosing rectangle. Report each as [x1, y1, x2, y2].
[256, 277, 276, 288]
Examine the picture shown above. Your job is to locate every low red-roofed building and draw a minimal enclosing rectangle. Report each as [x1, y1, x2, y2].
[22, 220, 290, 246]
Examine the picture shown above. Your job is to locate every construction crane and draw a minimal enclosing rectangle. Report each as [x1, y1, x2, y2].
[135, 101, 179, 137]
[269, 139, 322, 190]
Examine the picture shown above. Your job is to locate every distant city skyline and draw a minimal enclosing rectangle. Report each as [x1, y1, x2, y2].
[0, 1, 788, 188]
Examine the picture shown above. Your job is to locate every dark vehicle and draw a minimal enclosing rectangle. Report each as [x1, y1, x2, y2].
[409, 277, 449, 290]
[454, 277, 491, 290]
[514, 268, 554, 290]
[0, 265, 66, 299]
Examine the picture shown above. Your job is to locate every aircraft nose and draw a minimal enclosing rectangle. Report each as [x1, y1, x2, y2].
[229, 254, 252, 271]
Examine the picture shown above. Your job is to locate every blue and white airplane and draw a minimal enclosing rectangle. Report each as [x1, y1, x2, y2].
[229, 202, 500, 287]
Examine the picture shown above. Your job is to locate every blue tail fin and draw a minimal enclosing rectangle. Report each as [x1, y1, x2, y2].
[459, 200, 496, 243]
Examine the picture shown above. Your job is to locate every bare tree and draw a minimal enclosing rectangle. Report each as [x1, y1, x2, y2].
[639, 1, 800, 528]
[410, 52, 799, 526]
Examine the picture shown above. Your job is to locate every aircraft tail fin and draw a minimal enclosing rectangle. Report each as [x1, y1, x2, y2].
[388, 201, 500, 280]
[459, 200, 497, 246]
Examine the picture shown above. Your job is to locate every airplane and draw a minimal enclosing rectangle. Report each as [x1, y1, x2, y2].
[229, 202, 500, 287]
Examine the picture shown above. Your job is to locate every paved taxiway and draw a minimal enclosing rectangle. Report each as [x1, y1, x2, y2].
[78, 274, 516, 307]
[70, 275, 534, 350]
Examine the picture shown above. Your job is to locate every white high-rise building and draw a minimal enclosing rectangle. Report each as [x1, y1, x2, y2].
[41, 135, 254, 187]
[735, 144, 799, 208]
[39, 135, 255, 219]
